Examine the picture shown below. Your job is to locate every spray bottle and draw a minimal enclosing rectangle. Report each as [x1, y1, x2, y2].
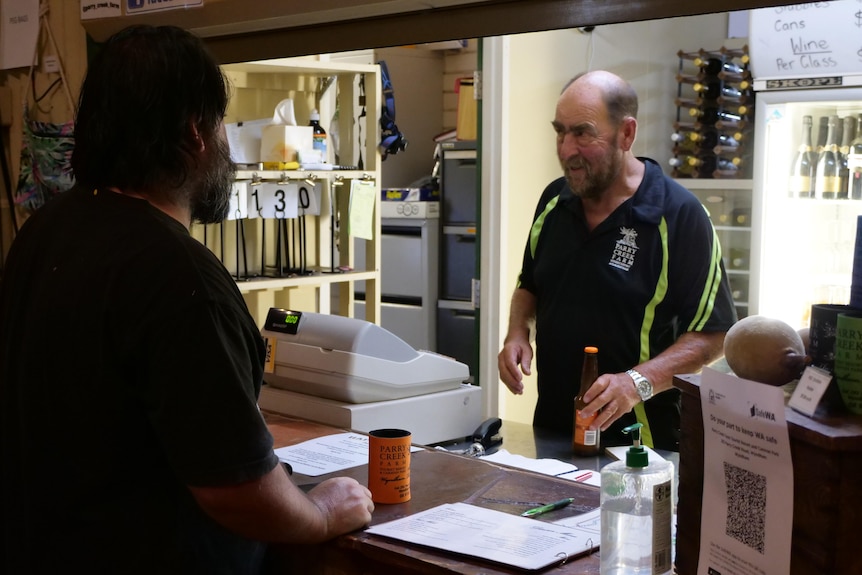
[600, 423, 674, 575]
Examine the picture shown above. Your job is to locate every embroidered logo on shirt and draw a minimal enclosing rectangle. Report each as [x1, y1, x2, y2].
[609, 227, 638, 271]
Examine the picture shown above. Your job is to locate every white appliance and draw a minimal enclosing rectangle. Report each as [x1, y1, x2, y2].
[355, 200, 440, 352]
[748, 2, 862, 329]
[258, 308, 481, 444]
[752, 88, 862, 330]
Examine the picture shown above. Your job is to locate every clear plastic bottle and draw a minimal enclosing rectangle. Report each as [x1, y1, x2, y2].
[600, 423, 674, 575]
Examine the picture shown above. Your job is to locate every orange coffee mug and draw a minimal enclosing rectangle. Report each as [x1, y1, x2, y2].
[367, 428, 412, 503]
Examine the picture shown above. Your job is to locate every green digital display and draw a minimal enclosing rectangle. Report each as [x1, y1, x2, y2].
[265, 308, 302, 335]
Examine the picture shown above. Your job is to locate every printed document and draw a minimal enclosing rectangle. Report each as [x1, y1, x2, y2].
[698, 368, 793, 575]
[367, 503, 599, 570]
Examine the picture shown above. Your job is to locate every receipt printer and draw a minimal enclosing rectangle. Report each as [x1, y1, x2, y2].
[259, 309, 482, 444]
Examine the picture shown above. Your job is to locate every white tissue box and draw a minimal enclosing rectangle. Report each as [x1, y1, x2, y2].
[260, 125, 313, 163]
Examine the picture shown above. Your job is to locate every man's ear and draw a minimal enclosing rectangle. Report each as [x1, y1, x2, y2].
[189, 122, 205, 153]
[618, 116, 637, 152]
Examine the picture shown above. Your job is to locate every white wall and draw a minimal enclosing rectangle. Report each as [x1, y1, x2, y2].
[488, 14, 744, 424]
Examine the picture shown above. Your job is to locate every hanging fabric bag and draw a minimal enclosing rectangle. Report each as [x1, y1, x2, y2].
[14, 2, 75, 214]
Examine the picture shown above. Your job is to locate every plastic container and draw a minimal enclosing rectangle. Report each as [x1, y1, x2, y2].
[600, 423, 674, 575]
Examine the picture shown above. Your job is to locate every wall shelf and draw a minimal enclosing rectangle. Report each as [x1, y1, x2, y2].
[193, 57, 382, 327]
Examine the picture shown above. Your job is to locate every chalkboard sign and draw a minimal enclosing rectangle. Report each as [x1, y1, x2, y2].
[750, 1, 862, 81]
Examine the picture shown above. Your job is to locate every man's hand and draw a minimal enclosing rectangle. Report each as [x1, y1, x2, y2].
[497, 336, 533, 395]
[306, 477, 374, 538]
[580, 372, 642, 430]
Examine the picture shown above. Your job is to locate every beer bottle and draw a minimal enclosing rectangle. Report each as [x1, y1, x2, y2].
[573, 346, 601, 456]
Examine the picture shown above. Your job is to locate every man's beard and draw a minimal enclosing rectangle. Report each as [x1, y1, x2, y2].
[564, 142, 621, 201]
[190, 133, 236, 225]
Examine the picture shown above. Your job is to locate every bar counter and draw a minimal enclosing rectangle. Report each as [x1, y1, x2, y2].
[260, 414, 658, 575]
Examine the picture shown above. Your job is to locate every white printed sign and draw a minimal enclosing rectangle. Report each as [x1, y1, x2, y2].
[698, 368, 793, 575]
[249, 181, 298, 220]
[226, 181, 249, 221]
[1, 0, 39, 70]
[297, 181, 323, 216]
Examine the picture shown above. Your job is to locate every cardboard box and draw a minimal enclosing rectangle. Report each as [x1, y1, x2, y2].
[456, 77, 477, 141]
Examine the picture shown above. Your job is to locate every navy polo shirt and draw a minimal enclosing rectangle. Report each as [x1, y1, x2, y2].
[517, 158, 736, 449]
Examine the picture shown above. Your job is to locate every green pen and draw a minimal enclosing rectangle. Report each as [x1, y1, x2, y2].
[520, 497, 575, 518]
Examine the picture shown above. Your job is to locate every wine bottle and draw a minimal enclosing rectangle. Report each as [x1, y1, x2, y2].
[671, 135, 698, 154]
[692, 80, 746, 102]
[848, 114, 862, 200]
[717, 70, 752, 84]
[713, 144, 742, 156]
[713, 117, 747, 131]
[728, 275, 748, 302]
[669, 157, 697, 177]
[716, 92, 749, 106]
[814, 115, 841, 200]
[687, 154, 739, 177]
[789, 115, 816, 198]
[815, 116, 829, 155]
[736, 104, 753, 117]
[689, 106, 743, 125]
[693, 56, 746, 76]
[673, 120, 699, 133]
[728, 247, 750, 270]
[690, 129, 740, 150]
[838, 116, 856, 199]
[572, 346, 601, 456]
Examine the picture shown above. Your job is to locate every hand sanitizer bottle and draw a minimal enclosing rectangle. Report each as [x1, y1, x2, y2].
[600, 423, 674, 574]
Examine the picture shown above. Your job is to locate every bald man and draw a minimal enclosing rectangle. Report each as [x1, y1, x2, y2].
[497, 71, 737, 450]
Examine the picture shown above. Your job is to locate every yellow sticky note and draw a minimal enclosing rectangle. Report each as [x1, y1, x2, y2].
[349, 180, 376, 240]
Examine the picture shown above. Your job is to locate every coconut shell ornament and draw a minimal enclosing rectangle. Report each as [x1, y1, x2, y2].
[723, 315, 810, 386]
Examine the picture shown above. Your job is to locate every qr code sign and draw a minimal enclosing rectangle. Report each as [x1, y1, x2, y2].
[723, 461, 766, 553]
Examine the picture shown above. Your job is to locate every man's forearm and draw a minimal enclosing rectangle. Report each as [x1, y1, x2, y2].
[635, 331, 726, 395]
[506, 288, 536, 341]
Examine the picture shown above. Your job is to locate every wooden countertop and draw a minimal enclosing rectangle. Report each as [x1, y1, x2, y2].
[262, 412, 602, 575]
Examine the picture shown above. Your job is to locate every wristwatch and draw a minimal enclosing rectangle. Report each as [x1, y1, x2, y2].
[626, 369, 653, 402]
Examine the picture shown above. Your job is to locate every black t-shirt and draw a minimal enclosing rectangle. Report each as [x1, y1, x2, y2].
[518, 159, 737, 450]
[0, 187, 279, 574]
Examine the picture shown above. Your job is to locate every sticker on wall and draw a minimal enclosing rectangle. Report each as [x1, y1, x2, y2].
[126, 0, 203, 15]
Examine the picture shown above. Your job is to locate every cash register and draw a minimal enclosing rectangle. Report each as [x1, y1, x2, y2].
[258, 308, 482, 445]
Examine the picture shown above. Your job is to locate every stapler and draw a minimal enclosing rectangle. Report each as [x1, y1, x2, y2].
[434, 417, 503, 457]
[470, 417, 503, 450]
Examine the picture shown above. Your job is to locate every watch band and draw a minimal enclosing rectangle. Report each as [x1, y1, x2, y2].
[626, 368, 654, 402]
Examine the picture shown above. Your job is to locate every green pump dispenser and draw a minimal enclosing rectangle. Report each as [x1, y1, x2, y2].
[623, 423, 649, 468]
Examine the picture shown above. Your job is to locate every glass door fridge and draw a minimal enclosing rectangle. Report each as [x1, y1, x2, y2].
[752, 87, 862, 330]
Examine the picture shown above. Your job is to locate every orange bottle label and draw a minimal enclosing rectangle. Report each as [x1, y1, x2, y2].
[574, 409, 598, 446]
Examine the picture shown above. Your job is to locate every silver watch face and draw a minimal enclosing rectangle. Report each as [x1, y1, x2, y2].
[628, 370, 652, 401]
[636, 378, 653, 401]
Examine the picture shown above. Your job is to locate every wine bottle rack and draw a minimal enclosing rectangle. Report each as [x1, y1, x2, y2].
[671, 45, 754, 180]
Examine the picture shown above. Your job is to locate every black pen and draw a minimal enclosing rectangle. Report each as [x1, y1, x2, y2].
[520, 497, 575, 517]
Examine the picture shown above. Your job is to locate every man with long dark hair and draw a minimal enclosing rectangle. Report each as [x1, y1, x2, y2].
[0, 25, 373, 574]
